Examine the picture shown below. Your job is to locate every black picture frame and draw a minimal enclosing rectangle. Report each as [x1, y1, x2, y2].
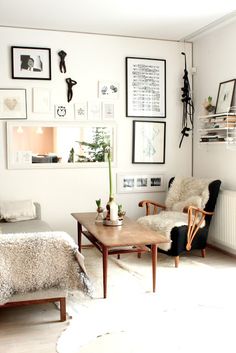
[11, 46, 51, 80]
[126, 57, 166, 118]
[215, 79, 236, 114]
[132, 120, 166, 164]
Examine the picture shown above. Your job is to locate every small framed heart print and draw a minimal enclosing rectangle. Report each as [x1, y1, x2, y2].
[0, 89, 27, 119]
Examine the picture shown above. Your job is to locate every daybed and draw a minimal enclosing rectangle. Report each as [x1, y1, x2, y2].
[0, 201, 90, 321]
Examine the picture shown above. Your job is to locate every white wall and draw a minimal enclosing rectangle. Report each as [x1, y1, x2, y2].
[193, 19, 236, 190]
[0, 27, 192, 241]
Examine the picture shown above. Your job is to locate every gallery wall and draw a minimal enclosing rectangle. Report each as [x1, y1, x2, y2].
[0, 26, 192, 241]
[193, 19, 236, 190]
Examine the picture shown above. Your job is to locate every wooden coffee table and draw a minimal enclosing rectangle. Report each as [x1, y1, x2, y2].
[71, 212, 168, 298]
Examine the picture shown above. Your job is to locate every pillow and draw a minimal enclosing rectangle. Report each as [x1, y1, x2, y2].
[0, 200, 36, 222]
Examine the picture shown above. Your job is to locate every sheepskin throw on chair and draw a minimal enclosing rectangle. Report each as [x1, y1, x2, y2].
[138, 177, 211, 251]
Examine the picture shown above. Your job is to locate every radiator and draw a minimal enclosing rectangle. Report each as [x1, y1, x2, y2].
[209, 189, 236, 255]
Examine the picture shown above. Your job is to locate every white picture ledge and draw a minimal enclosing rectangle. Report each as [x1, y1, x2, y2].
[116, 172, 166, 193]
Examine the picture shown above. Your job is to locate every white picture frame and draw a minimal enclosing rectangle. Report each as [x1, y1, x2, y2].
[33, 87, 51, 113]
[54, 105, 67, 119]
[87, 100, 101, 120]
[117, 172, 166, 193]
[74, 102, 87, 120]
[98, 81, 119, 99]
[102, 102, 115, 120]
[0, 88, 27, 120]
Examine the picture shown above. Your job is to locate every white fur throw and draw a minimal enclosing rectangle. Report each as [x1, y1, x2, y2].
[165, 177, 210, 211]
[138, 177, 210, 251]
[0, 231, 91, 304]
[0, 200, 36, 222]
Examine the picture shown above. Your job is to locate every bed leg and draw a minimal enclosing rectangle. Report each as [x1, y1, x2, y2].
[59, 298, 66, 322]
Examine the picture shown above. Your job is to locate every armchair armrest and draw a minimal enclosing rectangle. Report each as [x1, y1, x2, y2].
[139, 200, 166, 216]
[186, 206, 214, 251]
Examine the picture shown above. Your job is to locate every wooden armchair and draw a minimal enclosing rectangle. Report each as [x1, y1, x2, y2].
[138, 178, 221, 267]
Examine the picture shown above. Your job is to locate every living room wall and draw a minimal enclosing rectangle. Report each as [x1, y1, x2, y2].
[0, 26, 192, 240]
[193, 19, 236, 190]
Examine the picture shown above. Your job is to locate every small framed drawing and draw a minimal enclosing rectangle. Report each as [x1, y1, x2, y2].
[132, 120, 166, 164]
[54, 105, 67, 119]
[11, 46, 51, 80]
[117, 173, 166, 193]
[98, 81, 119, 99]
[74, 102, 87, 120]
[87, 100, 101, 120]
[126, 57, 166, 118]
[102, 102, 115, 120]
[0, 88, 27, 119]
[32, 87, 51, 113]
[215, 79, 236, 114]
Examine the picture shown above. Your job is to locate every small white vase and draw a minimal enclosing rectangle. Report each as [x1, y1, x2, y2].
[109, 199, 118, 222]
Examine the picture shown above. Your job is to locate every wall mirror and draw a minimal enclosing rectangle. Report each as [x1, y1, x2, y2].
[7, 121, 116, 169]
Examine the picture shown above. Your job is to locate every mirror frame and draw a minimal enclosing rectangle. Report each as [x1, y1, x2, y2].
[7, 121, 117, 169]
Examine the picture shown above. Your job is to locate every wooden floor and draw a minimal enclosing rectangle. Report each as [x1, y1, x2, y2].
[0, 246, 235, 353]
[0, 303, 68, 353]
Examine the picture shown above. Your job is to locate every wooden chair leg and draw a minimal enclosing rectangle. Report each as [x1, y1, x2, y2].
[59, 298, 66, 322]
[201, 249, 206, 258]
[174, 256, 179, 268]
[137, 253, 141, 259]
[117, 254, 120, 259]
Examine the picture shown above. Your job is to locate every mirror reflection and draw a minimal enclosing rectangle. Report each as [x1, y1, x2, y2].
[7, 122, 115, 169]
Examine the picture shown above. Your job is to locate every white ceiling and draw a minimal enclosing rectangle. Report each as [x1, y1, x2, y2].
[0, 0, 236, 41]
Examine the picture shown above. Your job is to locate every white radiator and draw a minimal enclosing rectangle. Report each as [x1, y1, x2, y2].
[209, 189, 236, 255]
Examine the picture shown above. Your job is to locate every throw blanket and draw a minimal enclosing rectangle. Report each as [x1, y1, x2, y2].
[138, 211, 190, 251]
[0, 231, 91, 304]
[165, 177, 210, 211]
[138, 177, 211, 251]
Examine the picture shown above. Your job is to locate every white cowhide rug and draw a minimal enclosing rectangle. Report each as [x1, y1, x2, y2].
[56, 248, 236, 353]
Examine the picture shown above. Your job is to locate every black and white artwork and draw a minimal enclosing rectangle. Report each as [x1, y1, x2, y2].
[98, 81, 119, 99]
[54, 105, 67, 119]
[126, 57, 166, 118]
[117, 173, 165, 193]
[11, 46, 51, 80]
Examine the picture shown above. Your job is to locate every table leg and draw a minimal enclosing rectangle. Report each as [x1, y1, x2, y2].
[151, 244, 157, 292]
[77, 222, 82, 253]
[102, 246, 108, 298]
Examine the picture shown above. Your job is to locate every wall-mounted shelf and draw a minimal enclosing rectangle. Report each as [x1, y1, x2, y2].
[198, 111, 236, 145]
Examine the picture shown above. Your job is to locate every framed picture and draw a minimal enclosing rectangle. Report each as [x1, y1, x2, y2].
[117, 172, 166, 193]
[132, 120, 166, 164]
[98, 81, 119, 99]
[126, 57, 166, 118]
[215, 79, 236, 114]
[87, 100, 101, 120]
[0, 88, 27, 119]
[74, 102, 87, 120]
[32, 87, 51, 113]
[54, 105, 67, 119]
[11, 46, 51, 80]
[102, 102, 115, 120]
